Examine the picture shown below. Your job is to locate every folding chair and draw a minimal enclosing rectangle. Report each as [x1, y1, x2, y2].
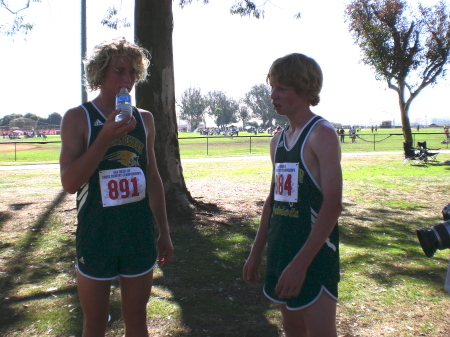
[403, 142, 426, 165]
[417, 141, 440, 163]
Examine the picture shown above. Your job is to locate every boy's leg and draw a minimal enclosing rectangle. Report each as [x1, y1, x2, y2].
[279, 304, 308, 337]
[77, 271, 112, 337]
[119, 270, 154, 337]
[279, 291, 337, 337]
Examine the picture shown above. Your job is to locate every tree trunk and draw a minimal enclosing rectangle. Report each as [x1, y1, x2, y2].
[400, 105, 413, 144]
[394, 84, 413, 145]
[135, 0, 196, 220]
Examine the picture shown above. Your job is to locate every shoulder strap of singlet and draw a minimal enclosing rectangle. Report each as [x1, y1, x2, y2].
[79, 102, 98, 149]
[132, 108, 149, 165]
[297, 115, 323, 149]
[298, 115, 324, 191]
[274, 115, 324, 158]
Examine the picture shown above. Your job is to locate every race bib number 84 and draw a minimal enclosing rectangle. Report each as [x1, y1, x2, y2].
[99, 167, 146, 207]
[274, 162, 298, 203]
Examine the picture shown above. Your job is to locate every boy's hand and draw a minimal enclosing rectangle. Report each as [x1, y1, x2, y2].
[157, 234, 174, 267]
[102, 110, 136, 140]
[275, 263, 306, 299]
[243, 255, 262, 284]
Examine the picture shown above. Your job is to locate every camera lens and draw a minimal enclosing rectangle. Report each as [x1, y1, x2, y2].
[416, 220, 450, 258]
[443, 203, 450, 221]
[417, 227, 438, 258]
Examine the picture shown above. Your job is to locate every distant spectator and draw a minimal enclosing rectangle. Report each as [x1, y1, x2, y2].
[339, 127, 345, 143]
[349, 126, 356, 143]
[274, 125, 282, 136]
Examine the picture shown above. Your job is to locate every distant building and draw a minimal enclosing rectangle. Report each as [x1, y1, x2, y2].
[381, 120, 392, 128]
[9, 117, 37, 131]
[177, 121, 190, 132]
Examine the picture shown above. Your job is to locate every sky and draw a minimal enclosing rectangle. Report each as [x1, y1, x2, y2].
[1, 0, 449, 126]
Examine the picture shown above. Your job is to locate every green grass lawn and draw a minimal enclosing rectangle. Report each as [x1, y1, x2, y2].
[0, 128, 448, 164]
[1, 153, 450, 336]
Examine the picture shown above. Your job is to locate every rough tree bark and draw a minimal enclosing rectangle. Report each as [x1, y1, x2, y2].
[135, 0, 196, 220]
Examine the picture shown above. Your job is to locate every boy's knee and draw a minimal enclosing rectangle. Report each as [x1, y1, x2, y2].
[83, 315, 108, 335]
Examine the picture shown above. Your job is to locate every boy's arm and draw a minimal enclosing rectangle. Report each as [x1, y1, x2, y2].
[59, 107, 135, 194]
[242, 191, 272, 284]
[243, 134, 279, 284]
[141, 110, 174, 267]
[275, 122, 343, 299]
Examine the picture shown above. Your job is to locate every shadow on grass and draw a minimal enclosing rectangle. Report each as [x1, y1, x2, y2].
[0, 211, 12, 231]
[153, 200, 281, 337]
[0, 192, 280, 337]
[0, 190, 82, 337]
[4, 189, 450, 336]
[340, 202, 448, 290]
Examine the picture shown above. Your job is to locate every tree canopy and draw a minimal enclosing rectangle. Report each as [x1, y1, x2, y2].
[243, 84, 288, 128]
[0, 0, 41, 36]
[179, 83, 288, 130]
[0, 112, 62, 127]
[206, 91, 239, 128]
[179, 87, 207, 130]
[345, 0, 450, 143]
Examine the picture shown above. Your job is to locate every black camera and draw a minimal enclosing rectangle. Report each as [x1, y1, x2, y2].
[416, 204, 450, 258]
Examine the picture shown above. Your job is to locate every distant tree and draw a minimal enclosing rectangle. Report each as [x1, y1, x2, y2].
[179, 87, 207, 131]
[0, 113, 23, 127]
[205, 91, 239, 127]
[243, 83, 277, 128]
[273, 112, 289, 128]
[238, 105, 251, 129]
[46, 112, 62, 126]
[24, 113, 42, 122]
[345, 0, 450, 144]
[246, 120, 259, 128]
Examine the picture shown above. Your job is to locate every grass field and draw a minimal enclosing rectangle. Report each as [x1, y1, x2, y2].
[0, 128, 449, 163]
[1, 152, 450, 336]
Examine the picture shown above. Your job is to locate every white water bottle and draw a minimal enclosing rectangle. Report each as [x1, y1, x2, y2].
[115, 87, 132, 122]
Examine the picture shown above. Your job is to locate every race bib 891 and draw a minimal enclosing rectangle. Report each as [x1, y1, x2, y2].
[99, 167, 146, 207]
[274, 162, 298, 203]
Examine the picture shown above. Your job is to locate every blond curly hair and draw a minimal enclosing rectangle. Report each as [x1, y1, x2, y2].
[83, 37, 151, 92]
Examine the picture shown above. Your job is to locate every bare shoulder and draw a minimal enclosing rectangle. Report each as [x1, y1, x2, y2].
[271, 131, 282, 145]
[307, 118, 341, 159]
[137, 108, 153, 120]
[137, 108, 155, 128]
[310, 119, 339, 143]
[61, 106, 87, 135]
[60, 106, 89, 167]
[62, 105, 85, 122]
[269, 131, 282, 162]
[314, 119, 337, 134]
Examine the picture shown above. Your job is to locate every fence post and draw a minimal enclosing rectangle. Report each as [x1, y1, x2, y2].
[14, 142, 17, 161]
[250, 136, 252, 154]
[207, 137, 209, 155]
